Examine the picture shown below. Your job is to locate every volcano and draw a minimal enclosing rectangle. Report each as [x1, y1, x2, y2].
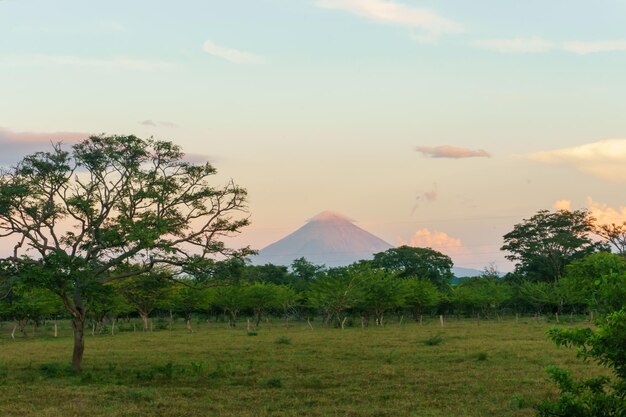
[253, 211, 393, 267]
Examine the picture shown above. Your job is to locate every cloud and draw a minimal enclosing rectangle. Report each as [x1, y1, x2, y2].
[586, 197, 626, 226]
[202, 40, 266, 65]
[182, 153, 215, 164]
[0, 55, 179, 70]
[416, 145, 491, 159]
[411, 185, 438, 215]
[404, 228, 467, 258]
[471, 37, 626, 55]
[470, 36, 554, 54]
[527, 139, 626, 182]
[315, 0, 462, 42]
[0, 127, 90, 165]
[562, 40, 626, 55]
[139, 120, 179, 128]
[553, 199, 572, 211]
[423, 190, 437, 202]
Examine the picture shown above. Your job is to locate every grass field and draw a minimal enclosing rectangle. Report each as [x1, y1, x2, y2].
[0, 316, 603, 417]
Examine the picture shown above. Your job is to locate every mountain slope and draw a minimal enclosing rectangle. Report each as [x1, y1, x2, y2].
[253, 211, 393, 267]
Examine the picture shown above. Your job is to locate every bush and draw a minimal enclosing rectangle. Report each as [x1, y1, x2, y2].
[275, 336, 291, 345]
[536, 308, 626, 417]
[423, 335, 444, 346]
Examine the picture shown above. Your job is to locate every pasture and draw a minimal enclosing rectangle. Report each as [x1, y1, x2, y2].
[0, 317, 602, 417]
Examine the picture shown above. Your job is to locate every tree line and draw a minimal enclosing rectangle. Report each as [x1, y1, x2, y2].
[3, 245, 624, 334]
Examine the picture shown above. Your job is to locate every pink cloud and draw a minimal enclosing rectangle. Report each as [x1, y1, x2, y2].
[0, 126, 89, 143]
[552, 199, 572, 211]
[423, 190, 437, 202]
[416, 145, 491, 159]
[0, 127, 91, 164]
[403, 228, 468, 259]
[587, 197, 626, 226]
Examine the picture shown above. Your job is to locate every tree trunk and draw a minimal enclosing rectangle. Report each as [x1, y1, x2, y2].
[71, 315, 86, 372]
[140, 312, 149, 331]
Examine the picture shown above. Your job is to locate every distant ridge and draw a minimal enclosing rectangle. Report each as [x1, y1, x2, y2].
[253, 211, 393, 267]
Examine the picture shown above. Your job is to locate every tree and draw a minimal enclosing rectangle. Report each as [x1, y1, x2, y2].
[290, 257, 325, 291]
[519, 281, 562, 315]
[211, 284, 247, 327]
[502, 210, 602, 282]
[274, 285, 300, 320]
[560, 252, 626, 312]
[307, 267, 361, 328]
[0, 135, 251, 371]
[166, 279, 212, 332]
[113, 270, 174, 331]
[594, 221, 626, 256]
[372, 245, 454, 289]
[356, 268, 405, 326]
[244, 282, 280, 326]
[243, 264, 290, 285]
[402, 279, 441, 321]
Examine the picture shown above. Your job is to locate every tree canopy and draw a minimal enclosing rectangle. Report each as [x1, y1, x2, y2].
[501, 209, 602, 282]
[372, 245, 454, 289]
[0, 134, 251, 370]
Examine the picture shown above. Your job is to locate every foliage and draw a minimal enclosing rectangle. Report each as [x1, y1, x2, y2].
[536, 309, 626, 417]
[244, 264, 290, 285]
[355, 268, 405, 324]
[402, 278, 441, 320]
[112, 270, 174, 330]
[594, 221, 626, 256]
[519, 281, 562, 314]
[536, 266, 626, 417]
[244, 282, 281, 326]
[0, 135, 251, 370]
[502, 210, 602, 282]
[452, 277, 510, 317]
[561, 252, 626, 310]
[210, 284, 247, 326]
[307, 267, 361, 327]
[372, 245, 454, 289]
[290, 257, 325, 291]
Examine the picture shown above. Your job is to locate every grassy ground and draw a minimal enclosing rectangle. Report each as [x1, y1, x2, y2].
[0, 316, 603, 417]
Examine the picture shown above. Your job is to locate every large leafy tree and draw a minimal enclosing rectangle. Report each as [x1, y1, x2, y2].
[501, 210, 602, 283]
[0, 135, 251, 370]
[372, 245, 454, 289]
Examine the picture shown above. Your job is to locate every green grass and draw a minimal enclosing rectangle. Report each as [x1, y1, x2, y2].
[0, 318, 605, 417]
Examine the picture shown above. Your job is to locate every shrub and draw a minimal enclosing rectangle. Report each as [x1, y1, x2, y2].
[275, 336, 291, 345]
[423, 335, 444, 346]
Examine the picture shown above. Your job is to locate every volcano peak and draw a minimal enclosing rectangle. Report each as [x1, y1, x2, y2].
[307, 210, 354, 224]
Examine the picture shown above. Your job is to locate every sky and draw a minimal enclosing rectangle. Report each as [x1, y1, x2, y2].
[2, 0, 626, 272]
